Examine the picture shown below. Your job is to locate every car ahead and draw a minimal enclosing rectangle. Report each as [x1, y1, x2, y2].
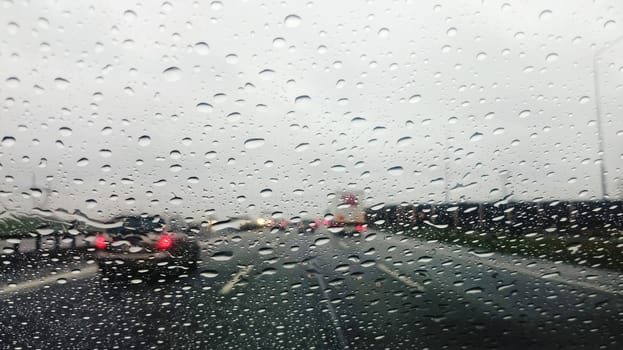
[93, 215, 200, 277]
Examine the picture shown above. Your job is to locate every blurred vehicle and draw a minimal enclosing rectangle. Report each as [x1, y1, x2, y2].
[327, 190, 368, 234]
[93, 215, 200, 276]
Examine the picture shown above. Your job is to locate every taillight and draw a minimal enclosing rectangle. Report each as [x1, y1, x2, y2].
[356, 224, 368, 232]
[156, 234, 173, 250]
[94, 234, 108, 250]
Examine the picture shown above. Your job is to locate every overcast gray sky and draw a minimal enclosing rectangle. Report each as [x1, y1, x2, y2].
[1, 0, 622, 220]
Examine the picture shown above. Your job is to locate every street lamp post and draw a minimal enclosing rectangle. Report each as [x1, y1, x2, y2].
[592, 35, 623, 199]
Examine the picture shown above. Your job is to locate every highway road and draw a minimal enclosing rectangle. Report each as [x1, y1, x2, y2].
[1, 227, 622, 349]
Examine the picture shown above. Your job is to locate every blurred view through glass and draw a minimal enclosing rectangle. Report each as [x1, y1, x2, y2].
[1, 1, 623, 349]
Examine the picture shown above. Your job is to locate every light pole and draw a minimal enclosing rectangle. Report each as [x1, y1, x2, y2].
[592, 35, 623, 199]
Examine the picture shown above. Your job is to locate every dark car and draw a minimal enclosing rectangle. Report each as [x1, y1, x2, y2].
[93, 215, 200, 277]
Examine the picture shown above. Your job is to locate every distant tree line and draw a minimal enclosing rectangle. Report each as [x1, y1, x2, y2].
[366, 200, 623, 235]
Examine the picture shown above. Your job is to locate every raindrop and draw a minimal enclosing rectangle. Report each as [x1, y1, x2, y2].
[377, 27, 390, 38]
[469, 132, 483, 142]
[604, 20, 616, 29]
[258, 69, 275, 80]
[5, 77, 20, 88]
[194, 41, 210, 55]
[227, 112, 241, 122]
[545, 53, 559, 62]
[446, 27, 457, 36]
[364, 233, 376, 241]
[225, 54, 238, 64]
[123, 10, 137, 22]
[259, 247, 273, 255]
[331, 165, 346, 172]
[210, 1, 223, 10]
[59, 127, 72, 137]
[492, 127, 505, 135]
[539, 10, 552, 20]
[295, 95, 311, 106]
[56, 278, 68, 284]
[2, 136, 16, 147]
[244, 138, 265, 149]
[408, 94, 421, 103]
[200, 270, 219, 278]
[314, 237, 330, 246]
[99, 149, 112, 157]
[54, 77, 70, 89]
[162, 66, 182, 82]
[397, 134, 416, 146]
[476, 52, 487, 61]
[169, 196, 183, 205]
[295, 143, 309, 152]
[76, 158, 89, 167]
[387, 166, 404, 176]
[518, 110, 531, 118]
[138, 135, 151, 146]
[211, 251, 233, 261]
[579, 96, 590, 104]
[260, 188, 272, 197]
[273, 37, 286, 48]
[197, 102, 214, 113]
[465, 287, 483, 294]
[284, 14, 301, 28]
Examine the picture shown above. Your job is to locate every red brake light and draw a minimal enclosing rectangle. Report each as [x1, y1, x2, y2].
[356, 224, 368, 232]
[156, 234, 173, 250]
[94, 234, 107, 250]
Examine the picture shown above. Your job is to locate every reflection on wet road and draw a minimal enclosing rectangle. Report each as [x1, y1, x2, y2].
[1, 228, 622, 349]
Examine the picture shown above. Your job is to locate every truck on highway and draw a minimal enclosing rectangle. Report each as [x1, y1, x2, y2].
[326, 190, 368, 234]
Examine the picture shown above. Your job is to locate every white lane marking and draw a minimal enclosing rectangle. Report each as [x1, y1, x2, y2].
[312, 263, 349, 349]
[0, 265, 99, 296]
[474, 258, 623, 297]
[376, 263, 425, 291]
[220, 265, 253, 295]
[384, 233, 623, 297]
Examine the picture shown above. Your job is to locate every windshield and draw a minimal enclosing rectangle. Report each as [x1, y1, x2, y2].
[1, 1, 623, 349]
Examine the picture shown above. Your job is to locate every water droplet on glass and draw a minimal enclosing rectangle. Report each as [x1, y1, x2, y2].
[492, 127, 505, 135]
[2, 136, 16, 147]
[123, 10, 137, 22]
[446, 27, 457, 36]
[59, 127, 72, 137]
[196, 102, 213, 113]
[273, 37, 286, 48]
[260, 188, 272, 197]
[545, 53, 558, 62]
[518, 110, 531, 118]
[397, 136, 412, 147]
[200, 270, 219, 278]
[225, 53, 238, 64]
[138, 135, 151, 146]
[377, 27, 390, 38]
[314, 237, 330, 246]
[408, 94, 421, 103]
[76, 158, 89, 167]
[295, 95, 311, 106]
[295, 143, 309, 152]
[579, 96, 590, 104]
[258, 69, 275, 80]
[470, 132, 483, 142]
[194, 41, 210, 55]
[539, 9, 552, 20]
[162, 66, 182, 82]
[284, 14, 301, 28]
[244, 138, 265, 149]
[211, 251, 233, 261]
[476, 52, 487, 61]
[54, 77, 70, 89]
[387, 166, 404, 176]
[5, 77, 20, 88]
